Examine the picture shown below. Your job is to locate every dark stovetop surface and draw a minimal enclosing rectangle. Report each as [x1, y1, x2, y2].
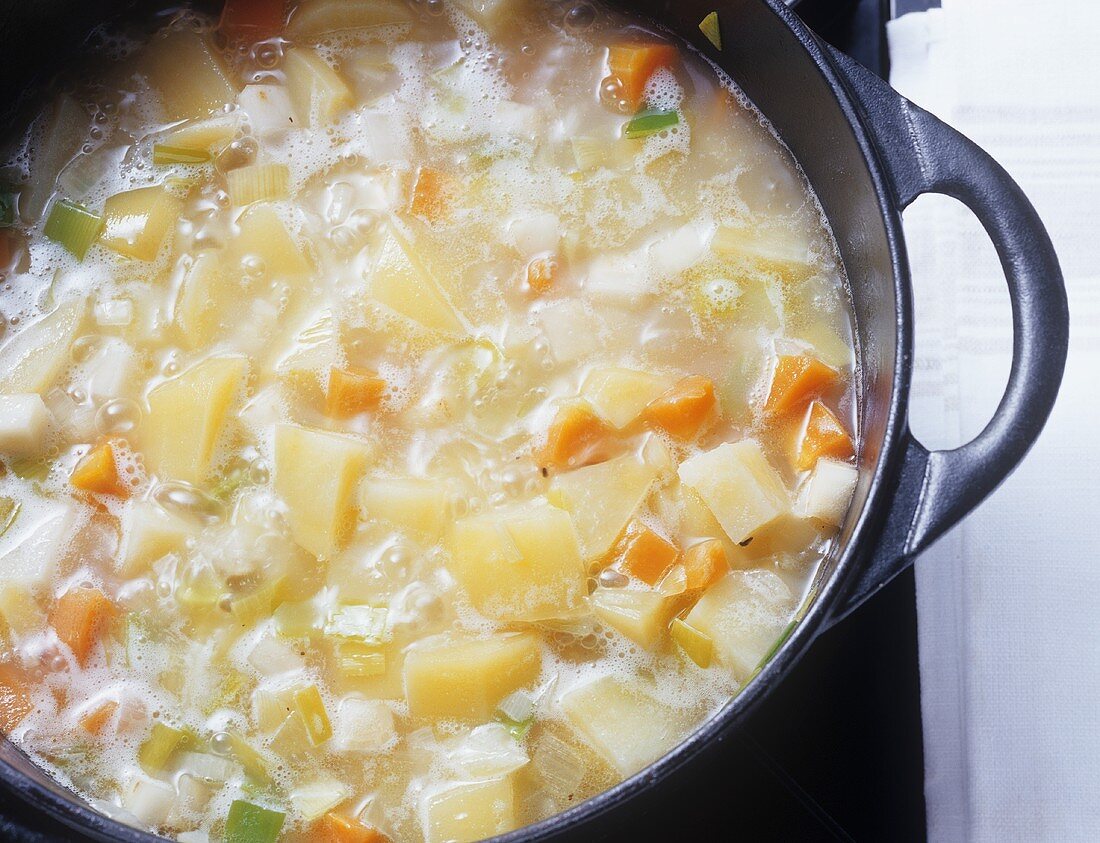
[0, 1, 927, 840]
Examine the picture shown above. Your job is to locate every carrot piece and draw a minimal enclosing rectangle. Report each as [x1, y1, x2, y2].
[608, 42, 679, 109]
[409, 167, 449, 222]
[79, 700, 118, 735]
[0, 662, 31, 733]
[326, 367, 386, 418]
[526, 256, 558, 294]
[219, 0, 286, 41]
[539, 403, 616, 470]
[643, 374, 717, 439]
[618, 524, 679, 586]
[764, 355, 839, 417]
[49, 587, 118, 666]
[796, 400, 854, 471]
[318, 812, 390, 843]
[70, 440, 130, 498]
[682, 539, 729, 591]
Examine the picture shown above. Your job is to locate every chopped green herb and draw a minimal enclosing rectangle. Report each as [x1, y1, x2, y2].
[225, 799, 285, 843]
[43, 199, 102, 260]
[623, 108, 680, 140]
[699, 11, 722, 50]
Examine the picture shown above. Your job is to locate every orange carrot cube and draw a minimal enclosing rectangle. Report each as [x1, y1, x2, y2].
[539, 403, 616, 470]
[79, 700, 119, 735]
[526, 256, 558, 294]
[682, 539, 729, 591]
[796, 400, 854, 471]
[409, 167, 449, 222]
[764, 355, 839, 417]
[643, 374, 717, 439]
[49, 587, 118, 666]
[608, 42, 679, 109]
[326, 367, 386, 418]
[318, 813, 390, 843]
[70, 441, 130, 498]
[618, 524, 680, 586]
[0, 662, 31, 733]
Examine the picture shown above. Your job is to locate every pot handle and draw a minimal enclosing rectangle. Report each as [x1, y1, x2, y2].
[825, 50, 1069, 622]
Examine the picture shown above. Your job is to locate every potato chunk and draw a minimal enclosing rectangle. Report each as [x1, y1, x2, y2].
[447, 499, 585, 622]
[118, 500, 193, 576]
[360, 477, 456, 540]
[798, 458, 858, 526]
[424, 777, 516, 843]
[590, 589, 676, 649]
[548, 454, 657, 560]
[141, 28, 238, 121]
[101, 186, 182, 261]
[282, 47, 353, 127]
[582, 367, 673, 429]
[176, 252, 239, 349]
[677, 440, 789, 544]
[684, 570, 795, 681]
[0, 394, 51, 457]
[367, 225, 464, 334]
[141, 356, 247, 485]
[404, 633, 541, 721]
[274, 424, 371, 559]
[233, 204, 310, 280]
[560, 676, 692, 776]
[0, 300, 84, 394]
[287, 0, 413, 39]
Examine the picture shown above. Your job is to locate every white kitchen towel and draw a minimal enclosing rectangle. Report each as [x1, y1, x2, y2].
[887, 1, 1100, 840]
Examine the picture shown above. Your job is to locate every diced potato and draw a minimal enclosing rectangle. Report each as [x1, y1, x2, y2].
[141, 356, 248, 485]
[0, 394, 51, 457]
[404, 632, 540, 721]
[283, 47, 353, 128]
[447, 499, 585, 622]
[0, 502, 81, 591]
[453, 0, 530, 35]
[712, 225, 813, 280]
[538, 299, 601, 363]
[560, 676, 692, 776]
[161, 114, 240, 154]
[677, 440, 789, 544]
[274, 424, 372, 559]
[22, 96, 88, 223]
[122, 775, 176, 828]
[233, 204, 311, 280]
[101, 186, 182, 261]
[275, 309, 341, 392]
[0, 299, 84, 394]
[681, 486, 747, 567]
[176, 252, 239, 349]
[287, 0, 413, 39]
[118, 500, 193, 576]
[366, 225, 464, 334]
[424, 776, 516, 843]
[739, 513, 824, 562]
[590, 589, 676, 649]
[0, 582, 43, 638]
[684, 570, 795, 681]
[360, 477, 455, 540]
[332, 698, 396, 753]
[141, 28, 238, 121]
[237, 85, 295, 136]
[547, 454, 657, 560]
[798, 458, 858, 526]
[581, 367, 673, 430]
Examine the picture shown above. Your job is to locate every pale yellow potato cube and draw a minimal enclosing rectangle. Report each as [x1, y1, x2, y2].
[101, 186, 182, 261]
[118, 499, 193, 576]
[677, 440, 789, 544]
[141, 28, 238, 121]
[0, 299, 84, 394]
[684, 570, 795, 681]
[274, 424, 371, 559]
[740, 512, 824, 562]
[446, 500, 585, 622]
[0, 394, 51, 457]
[176, 252, 239, 349]
[0, 582, 43, 638]
[798, 459, 858, 526]
[360, 477, 456, 540]
[367, 226, 464, 334]
[590, 588, 676, 649]
[560, 676, 693, 776]
[282, 47, 353, 128]
[287, 0, 413, 39]
[581, 367, 673, 429]
[141, 356, 247, 485]
[332, 698, 396, 753]
[274, 310, 341, 391]
[547, 454, 657, 560]
[161, 114, 240, 154]
[404, 633, 541, 721]
[424, 777, 517, 843]
[233, 204, 310, 280]
[452, 0, 528, 34]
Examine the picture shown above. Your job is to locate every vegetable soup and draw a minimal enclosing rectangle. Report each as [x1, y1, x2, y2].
[0, 1, 859, 841]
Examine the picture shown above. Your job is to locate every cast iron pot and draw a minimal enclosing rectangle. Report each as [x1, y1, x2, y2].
[0, 0, 1070, 840]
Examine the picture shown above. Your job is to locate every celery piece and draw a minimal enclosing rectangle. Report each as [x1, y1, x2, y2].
[0, 189, 16, 227]
[152, 144, 211, 166]
[699, 11, 722, 50]
[273, 600, 319, 639]
[43, 200, 103, 260]
[138, 722, 196, 773]
[293, 684, 332, 746]
[225, 799, 285, 843]
[324, 605, 388, 644]
[336, 642, 385, 678]
[622, 109, 680, 140]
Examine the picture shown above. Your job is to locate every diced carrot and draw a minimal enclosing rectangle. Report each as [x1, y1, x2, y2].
[539, 403, 616, 470]
[607, 42, 679, 109]
[526, 256, 558, 294]
[409, 167, 449, 222]
[0, 662, 31, 733]
[643, 374, 717, 439]
[219, 0, 286, 41]
[70, 440, 130, 498]
[764, 355, 839, 417]
[79, 700, 118, 735]
[318, 812, 390, 843]
[682, 539, 729, 591]
[618, 523, 679, 586]
[796, 400, 854, 471]
[326, 367, 386, 418]
[49, 587, 118, 666]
